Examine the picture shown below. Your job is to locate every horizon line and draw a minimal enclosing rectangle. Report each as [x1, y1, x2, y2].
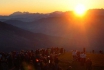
[0, 8, 104, 16]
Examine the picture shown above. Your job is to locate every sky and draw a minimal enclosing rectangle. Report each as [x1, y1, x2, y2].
[0, 0, 104, 15]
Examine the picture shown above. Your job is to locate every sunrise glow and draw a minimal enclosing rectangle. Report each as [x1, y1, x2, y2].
[0, 0, 104, 15]
[74, 4, 87, 16]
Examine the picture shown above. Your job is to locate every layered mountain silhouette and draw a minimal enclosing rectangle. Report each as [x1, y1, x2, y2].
[1, 9, 104, 51]
[4, 16, 73, 37]
[0, 21, 68, 52]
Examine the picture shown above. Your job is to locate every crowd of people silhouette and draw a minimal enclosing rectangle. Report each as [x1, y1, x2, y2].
[0, 47, 65, 70]
[0, 47, 102, 70]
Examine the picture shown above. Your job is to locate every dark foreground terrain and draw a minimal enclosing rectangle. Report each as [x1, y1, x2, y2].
[0, 48, 104, 70]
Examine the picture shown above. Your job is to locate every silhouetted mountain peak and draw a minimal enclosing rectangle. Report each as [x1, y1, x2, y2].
[10, 11, 30, 16]
[10, 11, 22, 16]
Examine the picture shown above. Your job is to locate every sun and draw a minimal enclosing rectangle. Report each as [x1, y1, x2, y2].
[74, 4, 87, 16]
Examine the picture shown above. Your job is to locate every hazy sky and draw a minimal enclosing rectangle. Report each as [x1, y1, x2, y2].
[0, 0, 104, 15]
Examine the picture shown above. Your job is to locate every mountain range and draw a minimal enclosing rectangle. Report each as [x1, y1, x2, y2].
[0, 21, 70, 52]
[0, 9, 104, 51]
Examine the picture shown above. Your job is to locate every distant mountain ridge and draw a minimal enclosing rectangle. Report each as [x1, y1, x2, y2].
[10, 11, 30, 16]
[1, 9, 104, 22]
[0, 11, 72, 22]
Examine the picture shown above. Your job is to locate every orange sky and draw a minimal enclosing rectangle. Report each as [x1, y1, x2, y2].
[0, 0, 104, 15]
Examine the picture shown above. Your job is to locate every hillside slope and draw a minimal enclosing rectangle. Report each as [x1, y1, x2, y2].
[0, 21, 67, 51]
